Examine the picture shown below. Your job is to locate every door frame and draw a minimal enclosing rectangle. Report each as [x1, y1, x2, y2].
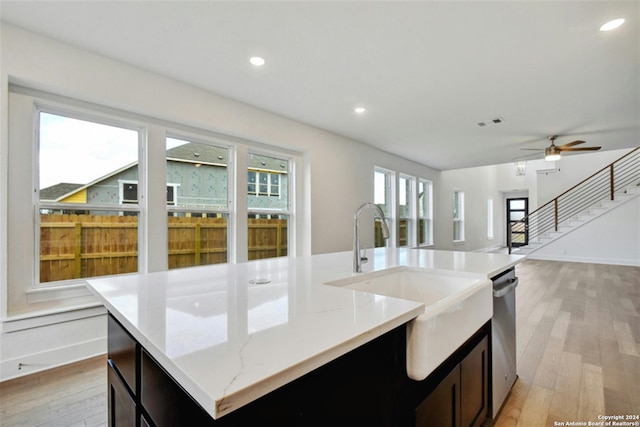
[506, 197, 528, 247]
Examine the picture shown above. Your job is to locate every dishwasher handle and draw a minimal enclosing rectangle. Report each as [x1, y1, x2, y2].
[493, 277, 519, 298]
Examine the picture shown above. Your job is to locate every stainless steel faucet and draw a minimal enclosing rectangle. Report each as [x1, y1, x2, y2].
[353, 203, 390, 273]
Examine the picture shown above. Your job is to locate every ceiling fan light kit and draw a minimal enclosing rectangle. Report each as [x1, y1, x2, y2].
[544, 146, 562, 162]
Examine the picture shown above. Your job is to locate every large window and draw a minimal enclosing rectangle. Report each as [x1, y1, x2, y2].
[247, 152, 290, 260]
[453, 189, 465, 242]
[38, 111, 141, 284]
[7, 86, 298, 307]
[166, 137, 230, 269]
[418, 179, 433, 246]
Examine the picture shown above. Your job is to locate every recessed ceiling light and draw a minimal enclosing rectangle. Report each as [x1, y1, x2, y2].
[354, 107, 367, 115]
[600, 18, 625, 32]
[249, 56, 266, 67]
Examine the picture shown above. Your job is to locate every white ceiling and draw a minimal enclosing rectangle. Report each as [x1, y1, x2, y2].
[1, 1, 638, 170]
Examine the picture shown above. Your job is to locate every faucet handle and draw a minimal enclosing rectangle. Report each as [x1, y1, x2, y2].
[360, 246, 368, 264]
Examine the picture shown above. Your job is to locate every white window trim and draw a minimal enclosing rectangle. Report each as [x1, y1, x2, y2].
[33, 102, 147, 292]
[247, 149, 295, 260]
[5, 85, 300, 319]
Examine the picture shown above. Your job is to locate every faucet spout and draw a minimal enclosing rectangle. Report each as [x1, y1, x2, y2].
[353, 203, 390, 273]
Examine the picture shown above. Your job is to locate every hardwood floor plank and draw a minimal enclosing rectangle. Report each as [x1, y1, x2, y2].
[518, 385, 553, 427]
[547, 351, 582, 423]
[577, 363, 605, 421]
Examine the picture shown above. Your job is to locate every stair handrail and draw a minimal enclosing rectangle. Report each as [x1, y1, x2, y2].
[508, 146, 640, 254]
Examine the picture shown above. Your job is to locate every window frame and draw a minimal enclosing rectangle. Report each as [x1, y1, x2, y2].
[6, 85, 300, 313]
[374, 167, 396, 248]
[34, 103, 146, 288]
[165, 132, 234, 268]
[247, 149, 294, 260]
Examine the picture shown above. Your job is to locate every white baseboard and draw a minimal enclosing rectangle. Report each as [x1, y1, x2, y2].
[0, 337, 106, 382]
[527, 253, 640, 267]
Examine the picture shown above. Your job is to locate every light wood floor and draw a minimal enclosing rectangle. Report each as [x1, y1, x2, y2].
[1, 259, 638, 427]
[494, 259, 640, 426]
[0, 355, 107, 426]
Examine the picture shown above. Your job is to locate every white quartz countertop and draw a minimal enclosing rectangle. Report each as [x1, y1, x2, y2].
[87, 248, 523, 419]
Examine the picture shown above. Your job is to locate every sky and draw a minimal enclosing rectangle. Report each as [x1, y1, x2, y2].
[38, 112, 187, 189]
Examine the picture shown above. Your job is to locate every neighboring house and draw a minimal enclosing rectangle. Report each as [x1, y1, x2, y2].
[40, 142, 289, 212]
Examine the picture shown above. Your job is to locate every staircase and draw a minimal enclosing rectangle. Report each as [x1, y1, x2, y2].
[509, 147, 640, 255]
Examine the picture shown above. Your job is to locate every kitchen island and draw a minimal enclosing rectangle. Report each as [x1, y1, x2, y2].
[87, 248, 523, 426]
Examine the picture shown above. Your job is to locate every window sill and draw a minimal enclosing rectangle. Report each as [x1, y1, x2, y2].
[2, 303, 106, 333]
[453, 240, 466, 246]
[2, 283, 106, 332]
[26, 282, 95, 304]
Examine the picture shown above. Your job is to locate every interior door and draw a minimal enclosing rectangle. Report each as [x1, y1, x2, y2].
[507, 198, 528, 247]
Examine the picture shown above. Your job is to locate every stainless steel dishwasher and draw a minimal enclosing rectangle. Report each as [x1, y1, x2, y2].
[491, 267, 519, 419]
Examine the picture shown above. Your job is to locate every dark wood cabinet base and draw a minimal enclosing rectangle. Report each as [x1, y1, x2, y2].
[107, 313, 491, 427]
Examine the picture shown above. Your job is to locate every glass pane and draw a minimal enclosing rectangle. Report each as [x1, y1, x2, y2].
[418, 181, 425, 217]
[510, 200, 525, 210]
[510, 211, 525, 221]
[454, 220, 464, 241]
[166, 137, 228, 210]
[248, 153, 288, 211]
[419, 219, 432, 245]
[248, 214, 288, 260]
[39, 112, 139, 205]
[511, 232, 526, 244]
[39, 208, 138, 283]
[248, 171, 257, 194]
[168, 212, 228, 269]
[374, 170, 389, 216]
[166, 138, 229, 269]
[398, 218, 409, 247]
[399, 176, 410, 218]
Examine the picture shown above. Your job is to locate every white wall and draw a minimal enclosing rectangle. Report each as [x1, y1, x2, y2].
[529, 196, 640, 266]
[436, 165, 503, 251]
[0, 24, 439, 379]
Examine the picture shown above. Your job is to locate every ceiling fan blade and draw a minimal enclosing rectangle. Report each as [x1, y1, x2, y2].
[558, 140, 586, 148]
[559, 146, 601, 152]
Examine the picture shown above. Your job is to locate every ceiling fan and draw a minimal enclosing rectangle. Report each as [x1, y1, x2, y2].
[521, 135, 601, 161]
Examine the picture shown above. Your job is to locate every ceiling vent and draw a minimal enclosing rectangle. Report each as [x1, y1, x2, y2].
[476, 117, 504, 127]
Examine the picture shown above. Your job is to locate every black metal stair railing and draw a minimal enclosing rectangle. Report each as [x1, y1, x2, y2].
[508, 147, 640, 254]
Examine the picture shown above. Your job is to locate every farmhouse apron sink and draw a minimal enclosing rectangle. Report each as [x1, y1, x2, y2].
[326, 267, 492, 380]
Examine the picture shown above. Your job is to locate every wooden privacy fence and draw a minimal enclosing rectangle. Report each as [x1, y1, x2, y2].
[40, 214, 287, 283]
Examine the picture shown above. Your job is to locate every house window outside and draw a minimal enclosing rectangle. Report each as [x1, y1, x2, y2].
[119, 181, 177, 205]
[248, 171, 281, 197]
[453, 189, 465, 242]
[374, 168, 394, 248]
[247, 152, 290, 260]
[166, 137, 230, 268]
[418, 179, 433, 246]
[398, 174, 414, 247]
[38, 111, 141, 284]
